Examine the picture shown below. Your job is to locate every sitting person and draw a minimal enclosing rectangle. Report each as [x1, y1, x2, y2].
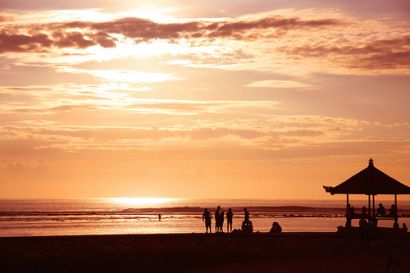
[241, 220, 253, 233]
[270, 221, 282, 233]
[359, 218, 368, 228]
[361, 206, 367, 217]
[376, 203, 386, 216]
[389, 204, 398, 218]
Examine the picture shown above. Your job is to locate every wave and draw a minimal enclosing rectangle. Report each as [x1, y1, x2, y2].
[1, 206, 409, 222]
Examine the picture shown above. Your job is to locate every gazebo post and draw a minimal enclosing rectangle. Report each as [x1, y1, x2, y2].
[372, 195, 375, 218]
[367, 194, 371, 221]
[346, 194, 351, 228]
[394, 194, 398, 226]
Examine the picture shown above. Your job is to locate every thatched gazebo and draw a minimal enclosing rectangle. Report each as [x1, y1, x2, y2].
[323, 159, 410, 229]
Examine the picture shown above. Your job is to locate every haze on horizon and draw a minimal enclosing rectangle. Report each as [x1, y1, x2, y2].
[0, 0, 409, 200]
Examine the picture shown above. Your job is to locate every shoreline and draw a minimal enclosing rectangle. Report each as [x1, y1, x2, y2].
[1, 232, 409, 273]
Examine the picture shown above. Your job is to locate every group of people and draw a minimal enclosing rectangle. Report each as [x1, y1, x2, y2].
[376, 203, 398, 217]
[346, 203, 398, 218]
[202, 207, 282, 234]
[345, 202, 407, 231]
[202, 206, 233, 233]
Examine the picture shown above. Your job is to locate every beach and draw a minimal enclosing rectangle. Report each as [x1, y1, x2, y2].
[1, 233, 409, 273]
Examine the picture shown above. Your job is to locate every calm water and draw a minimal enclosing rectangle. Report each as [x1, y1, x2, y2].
[1, 199, 409, 237]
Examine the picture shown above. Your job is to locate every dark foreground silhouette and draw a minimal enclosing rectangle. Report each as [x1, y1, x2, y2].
[0, 233, 409, 273]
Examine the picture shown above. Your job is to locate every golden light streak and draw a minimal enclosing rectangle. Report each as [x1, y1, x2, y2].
[109, 197, 180, 206]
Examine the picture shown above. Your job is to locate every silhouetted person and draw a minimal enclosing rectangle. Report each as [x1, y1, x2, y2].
[226, 208, 233, 233]
[219, 211, 225, 232]
[361, 206, 367, 217]
[270, 221, 282, 233]
[402, 223, 408, 232]
[359, 217, 368, 239]
[389, 204, 398, 218]
[158, 213, 161, 221]
[359, 217, 368, 228]
[241, 208, 253, 233]
[202, 208, 212, 233]
[350, 205, 355, 217]
[377, 203, 386, 216]
[244, 208, 250, 223]
[215, 206, 221, 232]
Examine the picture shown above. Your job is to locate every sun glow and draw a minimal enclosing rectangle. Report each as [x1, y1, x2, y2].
[110, 197, 179, 206]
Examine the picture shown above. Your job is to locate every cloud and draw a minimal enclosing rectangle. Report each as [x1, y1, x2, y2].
[204, 16, 340, 39]
[281, 35, 410, 70]
[0, 30, 116, 53]
[0, 14, 341, 54]
[61, 15, 341, 41]
[246, 80, 312, 89]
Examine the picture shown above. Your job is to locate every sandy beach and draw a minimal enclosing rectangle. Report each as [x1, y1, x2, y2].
[0, 232, 409, 273]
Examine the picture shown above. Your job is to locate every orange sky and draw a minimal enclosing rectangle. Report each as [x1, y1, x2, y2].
[0, 0, 409, 199]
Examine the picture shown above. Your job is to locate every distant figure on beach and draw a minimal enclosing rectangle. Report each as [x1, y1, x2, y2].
[226, 208, 233, 233]
[377, 203, 386, 216]
[270, 221, 282, 233]
[389, 204, 398, 218]
[403, 223, 408, 232]
[158, 213, 161, 221]
[202, 209, 212, 233]
[244, 208, 250, 223]
[219, 211, 225, 232]
[241, 208, 253, 233]
[215, 206, 221, 232]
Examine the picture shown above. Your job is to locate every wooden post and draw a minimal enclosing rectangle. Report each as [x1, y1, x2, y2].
[346, 194, 351, 228]
[372, 195, 375, 217]
[368, 194, 371, 220]
[394, 194, 398, 226]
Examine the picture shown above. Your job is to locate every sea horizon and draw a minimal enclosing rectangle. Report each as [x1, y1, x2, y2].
[1, 198, 409, 237]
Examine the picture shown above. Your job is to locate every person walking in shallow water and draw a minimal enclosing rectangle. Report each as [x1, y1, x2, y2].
[226, 208, 233, 233]
[202, 208, 212, 233]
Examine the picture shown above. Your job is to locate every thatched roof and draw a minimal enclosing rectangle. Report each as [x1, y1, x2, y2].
[323, 159, 410, 195]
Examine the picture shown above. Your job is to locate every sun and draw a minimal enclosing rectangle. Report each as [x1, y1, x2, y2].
[109, 197, 179, 206]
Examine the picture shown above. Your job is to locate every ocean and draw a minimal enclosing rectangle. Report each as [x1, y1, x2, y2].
[1, 199, 409, 237]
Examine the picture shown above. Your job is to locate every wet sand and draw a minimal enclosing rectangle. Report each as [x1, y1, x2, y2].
[0, 232, 409, 273]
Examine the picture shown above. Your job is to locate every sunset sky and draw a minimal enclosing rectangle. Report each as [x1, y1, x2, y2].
[1, 0, 409, 200]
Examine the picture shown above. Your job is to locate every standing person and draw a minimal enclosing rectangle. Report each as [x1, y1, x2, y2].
[244, 208, 250, 223]
[202, 208, 212, 233]
[226, 208, 233, 233]
[215, 206, 221, 232]
[219, 211, 225, 233]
